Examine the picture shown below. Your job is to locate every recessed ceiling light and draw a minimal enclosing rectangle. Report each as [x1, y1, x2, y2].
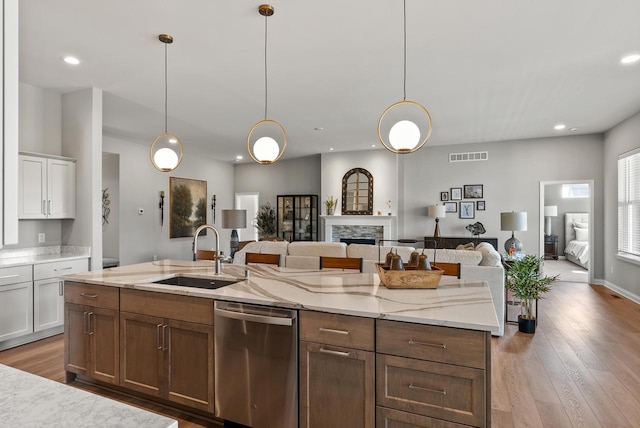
[314, 127, 324, 131]
[168, 138, 177, 144]
[329, 148, 334, 151]
[570, 127, 578, 132]
[370, 144, 376, 148]
[621, 54, 640, 64]
[63, 56, 80, 65]
[554, 124, 566, 131]
[236, 155, 243, 160]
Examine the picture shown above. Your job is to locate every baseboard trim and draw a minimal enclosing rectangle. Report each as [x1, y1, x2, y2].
[0, 326, 63, 352]
[596, 279, 640, 306]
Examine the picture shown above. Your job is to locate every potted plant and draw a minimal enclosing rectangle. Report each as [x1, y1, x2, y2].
[255, 202, 276, 239]
[505, 255, 557, 333]
[324, 196, 338, 215]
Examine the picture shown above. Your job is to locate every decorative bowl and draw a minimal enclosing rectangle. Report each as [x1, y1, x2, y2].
[375, 263, 444, 289]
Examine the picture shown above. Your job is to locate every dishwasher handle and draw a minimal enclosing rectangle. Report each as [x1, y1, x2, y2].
[215, 306, 294, 326]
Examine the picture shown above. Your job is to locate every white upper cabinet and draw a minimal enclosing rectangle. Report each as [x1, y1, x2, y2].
[18, 153, 76, 219]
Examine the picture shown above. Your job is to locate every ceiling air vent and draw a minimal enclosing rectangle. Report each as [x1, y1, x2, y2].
[449, 151, 488, 162]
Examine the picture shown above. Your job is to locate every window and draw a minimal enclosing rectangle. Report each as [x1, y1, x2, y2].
[562, 183, 589, 198]
[618, 148, 640, 260]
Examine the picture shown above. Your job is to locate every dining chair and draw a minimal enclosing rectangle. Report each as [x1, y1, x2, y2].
[245, 252, 281, 266]
[319, 256, 364, 272]
[195, 250, 217, 261]
[433, 262, 461, 278]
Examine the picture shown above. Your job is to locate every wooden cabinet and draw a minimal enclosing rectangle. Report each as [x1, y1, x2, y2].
[18, 153, 76, 219]
[299, 311, 375, 428]
[35, 259, 88, 332]
[119, 289, 214, 412]
[277, 194, 318, 241]
[64, 282, 119, 385]
[376, 319, 490, 427]
[0, 265, 33, 342]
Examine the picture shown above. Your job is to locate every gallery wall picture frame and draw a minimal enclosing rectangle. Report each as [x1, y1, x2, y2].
[169, 176, 208, 238]
[459, 201, 475, 219]
[450, 187, 462, 200]
[477, 200, 485, 211]
[444, 202, 457, 213]
[463, 184, 483, 199]
[440, 191, 449, 201]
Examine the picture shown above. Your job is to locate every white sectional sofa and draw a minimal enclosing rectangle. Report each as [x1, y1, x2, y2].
[234, 240, 504, 336]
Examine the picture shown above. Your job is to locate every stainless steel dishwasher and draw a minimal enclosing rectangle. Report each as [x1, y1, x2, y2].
[214, 301, 298, 428]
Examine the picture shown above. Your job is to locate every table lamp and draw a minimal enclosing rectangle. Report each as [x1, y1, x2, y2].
[427, 205, 446, 238]
[500, 211, 527, 254]
[544, 205, 557, 236]
[222, 209, 247, 257]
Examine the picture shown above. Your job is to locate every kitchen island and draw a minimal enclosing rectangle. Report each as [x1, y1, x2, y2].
[63, 260, 498, 428]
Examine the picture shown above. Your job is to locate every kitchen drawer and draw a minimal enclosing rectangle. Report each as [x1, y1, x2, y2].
[34, 258, 88, 280]
[300, 310, 374, 351]
[376, 407, 469, 428]
[376, 354, 485, 427]
[0, 265, 32, 286]
[377, 319, 486, 369]
[64, 282, 119, 310]
[121, 289, 213, 325]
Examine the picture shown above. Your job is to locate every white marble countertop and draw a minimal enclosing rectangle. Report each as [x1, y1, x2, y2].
[63, 259, 499, 332]
[0, 253, 90, 268]
[0, 364, 177, 428]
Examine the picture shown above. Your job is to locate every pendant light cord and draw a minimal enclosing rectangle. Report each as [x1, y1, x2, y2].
[264, 13, 269, 120]
[164, 42, 168, 133]
[403, 0, 407, 101]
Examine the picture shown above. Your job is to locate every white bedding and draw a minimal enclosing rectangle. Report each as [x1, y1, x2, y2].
[564, 213, 589, 269]
[564, 240, 589, 268]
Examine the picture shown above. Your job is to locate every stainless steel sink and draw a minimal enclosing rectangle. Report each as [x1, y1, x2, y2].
[152, 276, 239, 290]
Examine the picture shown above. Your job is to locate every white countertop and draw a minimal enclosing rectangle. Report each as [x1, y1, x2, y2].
[0, 364, 177, 428]
[0, 253, 90, 268]
[64, 259, 499, 332]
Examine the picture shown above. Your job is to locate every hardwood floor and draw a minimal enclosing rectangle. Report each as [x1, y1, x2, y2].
[2, 280, 640, 427]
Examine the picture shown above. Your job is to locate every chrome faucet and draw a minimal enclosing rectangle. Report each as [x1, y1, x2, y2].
[192, 224, 222, 274]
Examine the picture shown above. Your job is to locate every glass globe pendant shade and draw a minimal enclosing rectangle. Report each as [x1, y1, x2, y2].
[247, 119, 287, 165]
[150, 132, 183, 172]
[378, 100, 432, 154]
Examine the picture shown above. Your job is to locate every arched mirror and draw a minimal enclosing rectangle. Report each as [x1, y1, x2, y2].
[342, 168, 373, 215]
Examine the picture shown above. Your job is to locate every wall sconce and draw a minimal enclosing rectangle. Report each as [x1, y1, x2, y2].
[211, 195, 216, 223]
[159, 191, 165, 226]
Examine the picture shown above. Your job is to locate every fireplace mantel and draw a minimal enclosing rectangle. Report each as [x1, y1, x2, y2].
[321, 215, 397, 242]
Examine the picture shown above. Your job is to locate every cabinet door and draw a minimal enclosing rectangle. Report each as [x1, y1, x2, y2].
[88, 307, 119, 385]
[64, 302, 89, 376]
[18, 155, 47, 219]
[120, 312, 165, 397]
[34, 278, 64, 332]
[300, 341, 375, 428]
[47, 159, 75, 219]
[166, 319, 214, 412]
[0, 281, 33, 341]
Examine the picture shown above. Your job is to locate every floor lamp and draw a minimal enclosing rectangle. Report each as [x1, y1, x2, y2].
[427, 205, 446, 237]
[222, 209, 247, 258]
[500, 211, 527, 254]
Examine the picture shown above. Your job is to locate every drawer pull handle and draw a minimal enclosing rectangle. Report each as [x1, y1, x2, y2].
[80, 293, 98, 299]
[319, 347, 351, 358]
[0, 274, 20, 280]
[318, 327, 350, 336]
[409, 339, 446, 349]
[409, 384, 447, 395]
[54, 267, 73, 272]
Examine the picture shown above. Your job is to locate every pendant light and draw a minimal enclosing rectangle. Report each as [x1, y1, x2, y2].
[150, 34, 183, 172]
[247, 4, 287, 165]
[377, 0, 432, 154]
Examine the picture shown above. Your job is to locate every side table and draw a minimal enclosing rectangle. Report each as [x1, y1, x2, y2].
[502, 256, 538, 325]
[544, 235, 559, 260]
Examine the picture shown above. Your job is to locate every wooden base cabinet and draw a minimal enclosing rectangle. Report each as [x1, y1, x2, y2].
[299, 311, 375, 428]
[119, 289, 214, 413]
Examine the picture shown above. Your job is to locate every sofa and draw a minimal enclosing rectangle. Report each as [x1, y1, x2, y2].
[234, 241, 504, 336]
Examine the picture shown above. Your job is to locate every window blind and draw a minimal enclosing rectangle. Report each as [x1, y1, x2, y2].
[618, 148, 640, 258]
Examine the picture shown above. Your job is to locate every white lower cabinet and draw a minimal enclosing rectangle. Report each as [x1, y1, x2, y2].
[0, 281, 33, 341]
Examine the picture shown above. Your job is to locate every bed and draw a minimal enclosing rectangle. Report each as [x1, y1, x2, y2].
[564, 212, 589, 269]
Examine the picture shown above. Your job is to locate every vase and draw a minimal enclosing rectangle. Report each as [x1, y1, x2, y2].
[327, 207, 335, 216]
[518, 315, 536, 334]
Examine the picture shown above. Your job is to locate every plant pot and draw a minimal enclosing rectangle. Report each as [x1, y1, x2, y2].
[518, 315, 536, 334]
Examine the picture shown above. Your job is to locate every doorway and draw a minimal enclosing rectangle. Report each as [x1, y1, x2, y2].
[235, 193, 259, 242]
[539, 180, 593, 284]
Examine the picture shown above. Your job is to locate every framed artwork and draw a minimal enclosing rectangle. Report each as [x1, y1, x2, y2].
[464, 184, 483, 199]
[170, 177, 208, 238]
[440, 191, 449, 201]
[450, 187, 462, 200]
[459, 201, 475, 219]
[477, 200, 485, 211]
[444, 202, 457, 213]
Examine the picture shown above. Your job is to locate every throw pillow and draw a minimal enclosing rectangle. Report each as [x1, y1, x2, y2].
[575, 227, 588, 241]
[475, 242, 501, 266]
[573, 221, 588, 229]
[456, 243, 475, 251]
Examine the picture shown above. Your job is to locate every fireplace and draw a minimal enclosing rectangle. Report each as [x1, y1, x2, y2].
[321, 215, 397, 242]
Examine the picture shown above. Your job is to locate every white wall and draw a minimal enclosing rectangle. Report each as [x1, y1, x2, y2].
[61, 88, 103, 270]
[102, 153, 119, 259]
[103, 136, 235, 265]
[603, 110, 640, 299]
[321, 150, 398, 216]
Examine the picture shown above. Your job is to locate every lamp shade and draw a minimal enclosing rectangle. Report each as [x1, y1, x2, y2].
[221, 209, 247, 229]
[544, 205, 558, 217]
[427, 205, 446, 218]
[500, 212, 527, 231]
